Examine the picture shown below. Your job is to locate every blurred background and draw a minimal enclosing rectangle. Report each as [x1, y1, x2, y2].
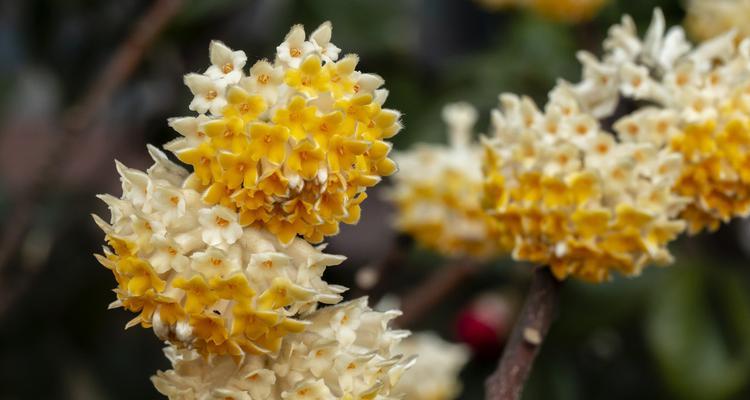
[1, 0, 750, 399]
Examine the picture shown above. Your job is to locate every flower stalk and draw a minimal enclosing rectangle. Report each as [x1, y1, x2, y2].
[485, 266, 561, 400]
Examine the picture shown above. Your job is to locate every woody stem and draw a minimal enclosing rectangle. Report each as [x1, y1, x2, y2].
[485, 266, 561, 400]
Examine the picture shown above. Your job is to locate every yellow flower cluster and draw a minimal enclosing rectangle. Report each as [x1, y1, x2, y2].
[390, 103, 502, 259]
[94, 150, 345, 359]
[684, 0, 750, 41]
[475, 0, 607, 23]
[672, 112, 750, 233]
[482, 89, 687, 282]
[168, 23, 401, 245]
[570, 10, 750, 233]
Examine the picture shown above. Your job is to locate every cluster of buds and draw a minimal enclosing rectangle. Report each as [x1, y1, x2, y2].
[94, 23, 413, 399]
[390, 103, 502, 259]
[170, 22, 401, 245]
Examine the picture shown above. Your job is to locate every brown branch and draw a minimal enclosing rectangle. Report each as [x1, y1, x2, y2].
[485, 266, 561, 400]
[395, 259, 480, 328]
[0, 0, 183, 314]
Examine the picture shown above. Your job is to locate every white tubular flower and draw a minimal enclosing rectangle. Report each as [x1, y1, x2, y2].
[93, 148, 348, 358]
[393, 332, 469, 400]
[184, 73, 228, 115]
[205, 41, 247, 85]
[389, 103, 503, 259]
[151, 299, 415, 400]
[570, 9, 750, 233]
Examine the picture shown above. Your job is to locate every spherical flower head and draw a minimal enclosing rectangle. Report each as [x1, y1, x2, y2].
[569, 9, 750, 234]
[393, 332, 469, 400]
[151, 298, 415, 399]
[684, 0, 750, 42]
[169, 22, 402, 245]
[482, 84, 688, 282]
[390, 103, 502, 259]
[93, 147, 348, 358]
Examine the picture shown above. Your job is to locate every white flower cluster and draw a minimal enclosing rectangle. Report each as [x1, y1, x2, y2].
[392, 332, 469, 400]
[94, 147, 346, 357]
[570, 9, 750, 233]
[390, 103, 501, 259]
[152, 299, 415, 400]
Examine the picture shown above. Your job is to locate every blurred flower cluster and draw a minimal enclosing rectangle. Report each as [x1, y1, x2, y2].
[684, 0, 750, 42]
[475, 0, 608, 23]
[390, 103, 501, 259]
[392, 332, 469, 400]
[392, 10, 750, 284]
[571, 10, 750, 234]
[94, 23, 416, 399]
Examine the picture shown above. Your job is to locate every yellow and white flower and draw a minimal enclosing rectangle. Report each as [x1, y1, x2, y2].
[483, 86, 688, 282]
[152, 299, 415, 400]
[95, 23, 412, 399]
[94, 149, 347, 358]
[390, 103, 502, 259]
[167, 23, 401, 245]
[393, 332, 469, 400]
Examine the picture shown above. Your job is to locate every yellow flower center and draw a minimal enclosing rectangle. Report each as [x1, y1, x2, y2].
[258, 74, 270, 84]
[222, 63, 233, 74]
[210, 258, 222, 266]
[215, 216, 229, 227]
[290, 48, 302, 57]
[206, 90, 218, 100]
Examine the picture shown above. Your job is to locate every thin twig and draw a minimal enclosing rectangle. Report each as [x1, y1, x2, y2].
[0, 0, 183, 315]
[395, 259, 480, 328]
[485, 266, 561, 400]
[0, 0, 183, 270]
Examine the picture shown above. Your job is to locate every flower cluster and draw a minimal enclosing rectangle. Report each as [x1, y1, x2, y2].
[94, 23, 413, 399]
[482, 87, 687, 282]
[392, 332, 469, 400]
[94, 148, 346, 358]
[152, 299, 415, 400]
[684, 0, 750, 42]
[475, 0, 607, 23]
[390, 103, 502, 259]
[569, 10, 750, 233]
[168, 23, 401, 245]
